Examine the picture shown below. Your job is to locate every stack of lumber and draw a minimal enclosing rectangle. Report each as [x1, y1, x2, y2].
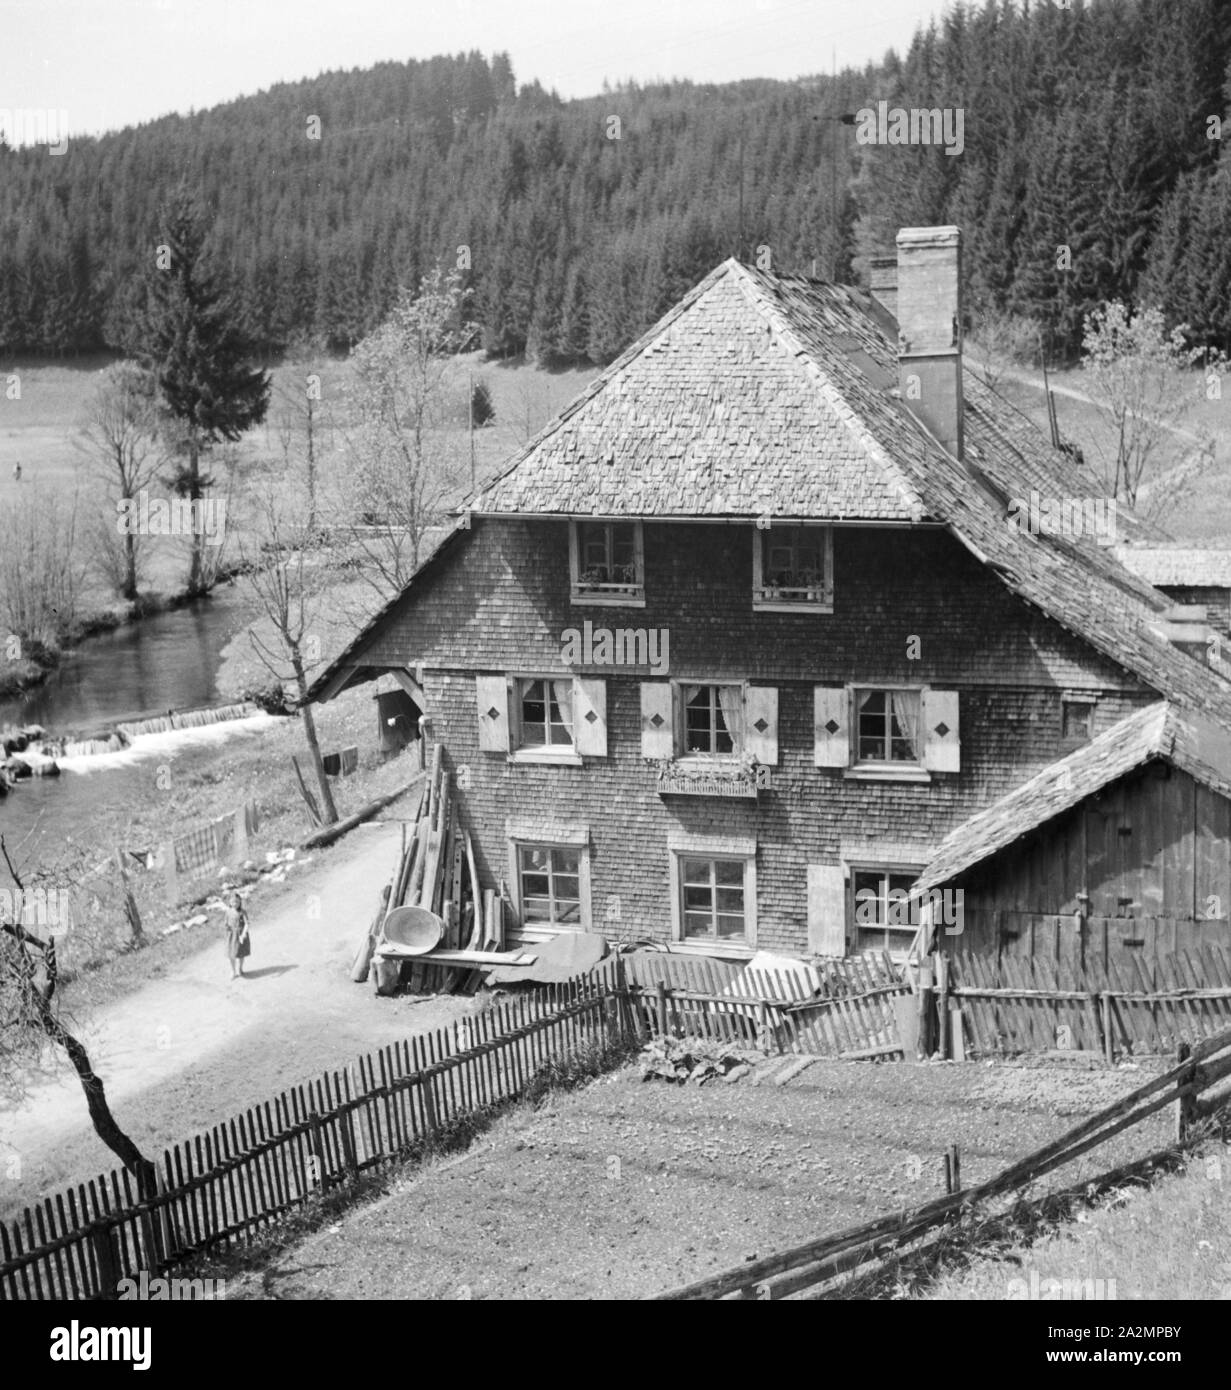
[356, 744, 511, 996]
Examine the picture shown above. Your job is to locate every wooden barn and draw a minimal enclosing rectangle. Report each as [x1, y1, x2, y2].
[915, 702, 1231, 967]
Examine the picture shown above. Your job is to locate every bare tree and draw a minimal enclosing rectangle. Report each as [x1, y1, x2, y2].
[1080, 301, 1218, 512]
[273, 347, 334, 538]
[0, 836, 155, 1186]
[77, 361, 164, 601]
[345, 266, 473, 596]
[239, 488, 338, 826]
[0, 485, 88, 657]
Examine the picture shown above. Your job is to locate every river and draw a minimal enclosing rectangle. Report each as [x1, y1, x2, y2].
[0, 582, 274, 852]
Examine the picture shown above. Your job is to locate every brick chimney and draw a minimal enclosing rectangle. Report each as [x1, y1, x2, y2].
[896, 226, 963, 460]
[868, 255, 898, 319]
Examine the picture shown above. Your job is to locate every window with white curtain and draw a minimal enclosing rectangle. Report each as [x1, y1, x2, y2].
[855, 688, 921, 765]
[515, 677, 575, 750]
[680, 683, 743, 756]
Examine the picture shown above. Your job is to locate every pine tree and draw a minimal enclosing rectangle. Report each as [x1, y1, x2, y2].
[141, 186, 270, 594]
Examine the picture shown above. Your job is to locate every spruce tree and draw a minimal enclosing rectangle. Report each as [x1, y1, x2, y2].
[141, 186, 270, 594]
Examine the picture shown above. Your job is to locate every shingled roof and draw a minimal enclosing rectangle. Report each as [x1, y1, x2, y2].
[311, 257, 1231, 725]
[469, 265, 928, 521]
[916, 701, 1231, 891]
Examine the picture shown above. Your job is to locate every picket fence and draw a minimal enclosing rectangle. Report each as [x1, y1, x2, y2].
[0, 966, 631, 1301]
[623, 951, 909, 1059]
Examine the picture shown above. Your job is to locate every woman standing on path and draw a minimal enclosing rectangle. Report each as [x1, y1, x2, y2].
[225, 892, 250, 979]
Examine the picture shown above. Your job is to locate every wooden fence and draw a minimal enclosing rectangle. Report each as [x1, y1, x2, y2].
[653, 1022, 1231, 1299]
[948, 944, 1231, 1060]
[0, 966, 632, 1302]
[624, 951, 909, 1059]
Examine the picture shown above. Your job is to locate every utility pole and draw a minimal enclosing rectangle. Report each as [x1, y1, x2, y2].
[468, 368, 475, 491]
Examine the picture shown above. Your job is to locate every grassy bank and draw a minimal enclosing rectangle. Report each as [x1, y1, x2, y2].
[21, 679, 421, 999]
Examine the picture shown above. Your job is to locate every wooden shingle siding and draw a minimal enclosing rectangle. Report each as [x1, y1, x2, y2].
[365, 520, 1147, 692]
[425, 659, 1157, 957]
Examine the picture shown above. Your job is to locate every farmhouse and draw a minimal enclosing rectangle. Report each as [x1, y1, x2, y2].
[309, 226, 1231, 970]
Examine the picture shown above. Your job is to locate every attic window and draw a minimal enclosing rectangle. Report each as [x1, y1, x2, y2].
[569, 521, 645, 606]
[753, 524, 833, 612]
[1061, 695, 1096, 744]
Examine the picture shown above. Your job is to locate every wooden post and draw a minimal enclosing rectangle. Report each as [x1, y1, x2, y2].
[1175, 1042, 1198, 1144]
[1098, 992, 1115, 1066]
[936, 953, 950, 1059]
[656, 980, 669, 1038]
[950, 1004, 966, 1063]
[161, 840, 179, 908]
[916, 957, 934, 1059]
[113, 847, 144, 944]
[233, 804, 249, 865]
[949, 1144, 961, 1193]
[90, 1223, 120, 1298]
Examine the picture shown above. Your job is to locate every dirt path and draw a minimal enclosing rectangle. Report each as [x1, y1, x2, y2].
[0, 822, 468, 1219]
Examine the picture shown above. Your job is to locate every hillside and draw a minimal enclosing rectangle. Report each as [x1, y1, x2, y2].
[1, 0, 1230, 367]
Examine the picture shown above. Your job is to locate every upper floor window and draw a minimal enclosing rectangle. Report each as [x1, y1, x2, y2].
[516, 677, 574, 750]
[856, 688, 921, 765]
[1061, 696, 1096, 744]
[569, 520, 645, 605]
[753, 524, 833, 612]
[681, 683, 743, 757]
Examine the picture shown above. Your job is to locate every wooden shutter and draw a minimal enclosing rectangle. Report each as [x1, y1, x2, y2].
[807, 864, 847, 957]
[921, 689, 960, 772]
[475, 674, 510, 752]
[813, 686, 850, 767]
[573, 678, 607, 757]
[640, 682, 674, 759]
[744, 685, 779, 765]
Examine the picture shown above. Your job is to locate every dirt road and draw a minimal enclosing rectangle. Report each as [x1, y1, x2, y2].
[0, 821, 467, 1220]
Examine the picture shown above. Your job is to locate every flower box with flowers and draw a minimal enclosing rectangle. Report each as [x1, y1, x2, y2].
[652, 752, 769, 798]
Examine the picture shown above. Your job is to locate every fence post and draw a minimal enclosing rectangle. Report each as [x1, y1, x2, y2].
[1175, 1042, 1198, 1144]
[916, 957, 935, 1059]
[656, 980, 669, 1039]
[936, 953, 950, 1060]
[1098, 992, 1116, 1066]
[307, 1111, 327, 1188]
[90, 1222, 121, 1299]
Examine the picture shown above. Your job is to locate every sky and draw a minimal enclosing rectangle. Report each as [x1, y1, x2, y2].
[0, 0, 953, 142]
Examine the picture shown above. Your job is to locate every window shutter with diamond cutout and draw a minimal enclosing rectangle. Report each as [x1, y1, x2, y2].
[921, 689, 960, 771]
[640, 682, 674, 759]
[475, 674, 510, 751]
[573, 678, 607, 756]
[744, 685, 779, 765]
[813, 686, 850, 767]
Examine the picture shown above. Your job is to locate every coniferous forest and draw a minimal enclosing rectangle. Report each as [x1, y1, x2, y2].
[1, 0, 1230, 365]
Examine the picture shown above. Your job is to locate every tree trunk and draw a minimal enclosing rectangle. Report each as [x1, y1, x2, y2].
[187, 431, 204, 596]
[49, 1010, 156, 1185]
[124, 527, 138, 602]
[294, 657, 338, 824]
